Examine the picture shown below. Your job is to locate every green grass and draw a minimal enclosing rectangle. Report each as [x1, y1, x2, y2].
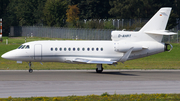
[1, 93, 180, 101]
[0, 37, 180, 70]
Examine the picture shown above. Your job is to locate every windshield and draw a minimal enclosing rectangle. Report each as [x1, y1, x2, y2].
[25, 45, 30, 49]
[18, 45, 23, 49]
[18, 45, 30, 49]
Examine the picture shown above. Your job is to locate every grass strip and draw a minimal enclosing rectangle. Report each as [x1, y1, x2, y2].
[1, 93, 180, 101]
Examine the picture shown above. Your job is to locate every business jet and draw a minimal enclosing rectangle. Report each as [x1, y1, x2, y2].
[1, 7, 176, 73]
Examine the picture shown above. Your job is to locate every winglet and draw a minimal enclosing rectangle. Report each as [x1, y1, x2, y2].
[119, 47, 134, 63]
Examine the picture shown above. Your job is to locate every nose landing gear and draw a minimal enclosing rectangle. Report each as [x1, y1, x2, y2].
[28, 62, 33, 73]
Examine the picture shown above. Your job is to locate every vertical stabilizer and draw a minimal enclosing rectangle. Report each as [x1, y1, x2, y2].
[139, 7, 171, 32]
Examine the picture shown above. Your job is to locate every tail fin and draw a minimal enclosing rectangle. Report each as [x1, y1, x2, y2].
[139, 7, 171, 32]
[138, 7, 176, 42]
[111, 7, 176, 42]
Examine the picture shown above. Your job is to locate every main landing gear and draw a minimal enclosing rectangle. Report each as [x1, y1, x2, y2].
[96, 64, 103, 73]
[28, 62, 33, 73]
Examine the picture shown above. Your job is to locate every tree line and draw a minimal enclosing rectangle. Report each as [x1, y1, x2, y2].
[0, 0, 180, 36]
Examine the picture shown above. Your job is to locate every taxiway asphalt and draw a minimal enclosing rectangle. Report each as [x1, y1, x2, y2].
[0, 70, 180, 98]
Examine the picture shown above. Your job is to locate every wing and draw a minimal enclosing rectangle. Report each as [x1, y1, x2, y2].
[72, 58, 117, 65]
[72, 47, 134, 64]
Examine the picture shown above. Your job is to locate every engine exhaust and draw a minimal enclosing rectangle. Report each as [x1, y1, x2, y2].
[164, 43, 173, 52]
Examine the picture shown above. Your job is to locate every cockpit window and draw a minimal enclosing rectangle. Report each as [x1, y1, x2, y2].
[21, 45, 26, 49]
[18, 45, 23, 49]
[18, 45, 30, 49]
[25, 45, 30, 49]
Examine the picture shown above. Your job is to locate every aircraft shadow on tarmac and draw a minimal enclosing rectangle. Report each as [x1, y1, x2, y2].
[89, 71, 138, 76]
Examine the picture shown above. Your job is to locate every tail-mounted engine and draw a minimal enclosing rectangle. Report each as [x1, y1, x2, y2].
[114, 42, 143, 52]
[164, 43, 173, 52]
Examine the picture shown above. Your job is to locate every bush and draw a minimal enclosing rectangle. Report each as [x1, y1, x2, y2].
[101, 92, 110, 96]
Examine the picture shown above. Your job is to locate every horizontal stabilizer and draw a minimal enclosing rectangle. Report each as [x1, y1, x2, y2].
[73, 58, 117, 64]
[145, 30, 177, 35]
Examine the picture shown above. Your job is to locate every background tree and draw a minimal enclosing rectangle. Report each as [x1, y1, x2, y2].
[0, 0, 10, 36]
[43, 0, 68, 27]
[6, 0, 46, 26]
[108, 0, 178, 29]
[0, 0, 180, 36]
[66, 5, 80, 27]
[109, 0, 154, 19]
[67, 0, 80, 5]
[78, 0, 111, 19]
[109, 0, 175, 18]
[32, 0, 47, 26]
[0, 0, 10, 18]
[13, 0, 37, 26]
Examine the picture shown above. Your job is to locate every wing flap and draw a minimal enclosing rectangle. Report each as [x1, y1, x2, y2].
[73, 58, 117, 64]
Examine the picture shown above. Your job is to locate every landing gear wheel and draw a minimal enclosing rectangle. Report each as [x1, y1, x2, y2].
[29, 69, 33, 73]
[96, 68, 103, 73]
[96, 64, 103, 73]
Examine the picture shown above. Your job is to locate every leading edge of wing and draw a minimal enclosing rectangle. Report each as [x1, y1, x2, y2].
[72, 58, 117, 64]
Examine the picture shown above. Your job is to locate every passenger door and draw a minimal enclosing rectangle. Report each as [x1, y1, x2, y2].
[34, 44, 42, 60]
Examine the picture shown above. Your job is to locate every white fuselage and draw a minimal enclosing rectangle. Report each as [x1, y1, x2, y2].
[2, 40, 165, 64]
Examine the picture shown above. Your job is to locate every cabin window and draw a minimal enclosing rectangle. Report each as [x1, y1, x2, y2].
[18, 45, 23, 49]
[101, 48, 103, 51]
[25, 45, 30, 49]
[77, 48, 80, 51]
[50, 47, 102, 52]
[68, 48, 71, 51]
[21, 45, 26, 49]
[87, 48, 90, 51]
[55, 48, 57, 51]
[96, 48, 99, 51]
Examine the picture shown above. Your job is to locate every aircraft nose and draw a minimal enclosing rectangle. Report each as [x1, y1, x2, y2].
[1, 52, 10, 59]
[1, 50, 18, 60]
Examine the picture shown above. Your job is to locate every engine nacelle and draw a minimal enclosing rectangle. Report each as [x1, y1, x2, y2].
[114, 42, 142, 52]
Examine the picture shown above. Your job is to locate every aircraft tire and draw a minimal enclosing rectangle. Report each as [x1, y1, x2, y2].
[96, 68, 103, 73]
[29, 69, 33, 73]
